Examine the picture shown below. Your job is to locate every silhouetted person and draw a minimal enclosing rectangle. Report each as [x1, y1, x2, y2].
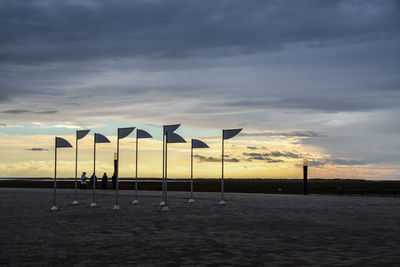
[101, 173, 108, 190]
[80, 172, 87, 190]
[112, 173, 117, 190]
[90, 173, 97, 189]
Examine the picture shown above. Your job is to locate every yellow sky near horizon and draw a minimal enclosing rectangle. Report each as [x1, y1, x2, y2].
[0, 132, 395, 180]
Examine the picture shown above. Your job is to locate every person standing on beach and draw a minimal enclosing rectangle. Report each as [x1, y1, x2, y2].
[101, 173, 108, 190]
[80, 172, 87, 189]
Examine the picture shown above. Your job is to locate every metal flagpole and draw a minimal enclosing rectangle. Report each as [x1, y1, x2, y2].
[51, 137, 72, 210]
[51, 137, 58, 211]
[219, 133, 226, 205]
[188, 139, 208, 203]
[73, 132, 79, 205]
[132, 129, 151, 204]
[91, 136, 96, 207]
[162, 140, 169, 211]
[133, 133, 139, 204]
[72, 129, 89, 205]
[113, 135, 120, 210]
[188, 142, 194, 203]
[161, 131, 185, 211]
[160, 128, 165, 205]
[218, 128, 241, 205]
[160, 124, 180, 205]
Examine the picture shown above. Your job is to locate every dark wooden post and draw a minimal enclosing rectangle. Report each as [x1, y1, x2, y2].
[303, 159, 308, 195]
[114, 153, 118, 176]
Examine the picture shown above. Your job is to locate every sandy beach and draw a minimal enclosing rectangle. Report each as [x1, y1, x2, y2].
[0, 188, 399, 265]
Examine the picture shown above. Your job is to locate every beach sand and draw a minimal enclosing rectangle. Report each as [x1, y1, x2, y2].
[0, 188, 399, 265]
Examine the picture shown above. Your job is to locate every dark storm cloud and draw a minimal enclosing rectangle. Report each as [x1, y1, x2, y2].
[2, 109, 31, 114]
[244, 151, 300, 159]
[0, 0, 399, 115]
[194, 155, 239, 163]
[2, 109, 58, 114]
[24, 148, 48, 152]
[222, 95, 400, 113]
[0, 0, 399, 64]
[0, 123, 6, 127]
[242, 152, 286, 163]
[253, 157, 284, 163]
[38, 111, 58, 114]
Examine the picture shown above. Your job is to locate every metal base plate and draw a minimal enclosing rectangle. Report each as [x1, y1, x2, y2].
[218, 200, 226, 205]
[161, 206, 169, 212]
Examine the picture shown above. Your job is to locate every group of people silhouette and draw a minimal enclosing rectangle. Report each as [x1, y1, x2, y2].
[80, 172, 117, 190]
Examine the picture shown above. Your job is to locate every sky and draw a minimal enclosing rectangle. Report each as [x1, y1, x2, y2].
[1, 0, 399, 179]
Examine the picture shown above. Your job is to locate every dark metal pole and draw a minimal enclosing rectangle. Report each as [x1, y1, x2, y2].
[115, 136, 120, 207]
[114, 154, 118, 174]
[135, 133, 139, 201]
[73, 132, 78, 204]
[53, 137, 57, 209]
[303, 165, 308, 195]
[161, 128, 165, 203]
[221, 135, 224, 201]
[190, 143, 193, 200]
[92, 137, 96, 206]
[164, 140, 168, 207]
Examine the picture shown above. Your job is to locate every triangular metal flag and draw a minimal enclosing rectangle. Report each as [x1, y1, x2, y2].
[137, 129, 152, 139]
[192, 139, 209, 149]
[77, 129, 90, 140]
[118, 127, 135, 139]
[223, 129, 242, 140]
[166, 132, 186, 143]
[56, 137, 73, 148]
[163, 124, 181, 135]
[94, 133, 111, 143]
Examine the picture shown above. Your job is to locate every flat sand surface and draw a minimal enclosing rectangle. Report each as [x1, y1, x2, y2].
[0, 188, 399, 266]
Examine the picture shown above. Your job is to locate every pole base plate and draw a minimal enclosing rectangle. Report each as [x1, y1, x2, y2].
[159, 201, 166, 206]
[161, 206, 169, 212]
[90, 202, 97, 207]
[188, 199, 195, 203]
[51, 205, 58, 211]
[72, 200, 78, 205]
[132, 199, 139, 204]
[218, 200, 226, 205]
[113, 204, 120, 210]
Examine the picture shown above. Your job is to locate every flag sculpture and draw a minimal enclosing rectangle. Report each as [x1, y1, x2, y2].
[160, 124, 181, 206]
[51, 137, 73, 211]
[189, 139, 209, 203]
[162, 131, 186, 211]
[219, 129, 242, 205]
[133, 129, 153, 204]
[113, 127, 135, 210]
[91, 133, 111, 207]
[72, 129, 90, 205]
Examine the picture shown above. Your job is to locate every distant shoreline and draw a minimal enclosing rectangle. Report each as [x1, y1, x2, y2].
[1, 178, 399, 195]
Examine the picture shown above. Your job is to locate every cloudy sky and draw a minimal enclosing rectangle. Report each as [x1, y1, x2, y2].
[1, 0, 399, 179]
